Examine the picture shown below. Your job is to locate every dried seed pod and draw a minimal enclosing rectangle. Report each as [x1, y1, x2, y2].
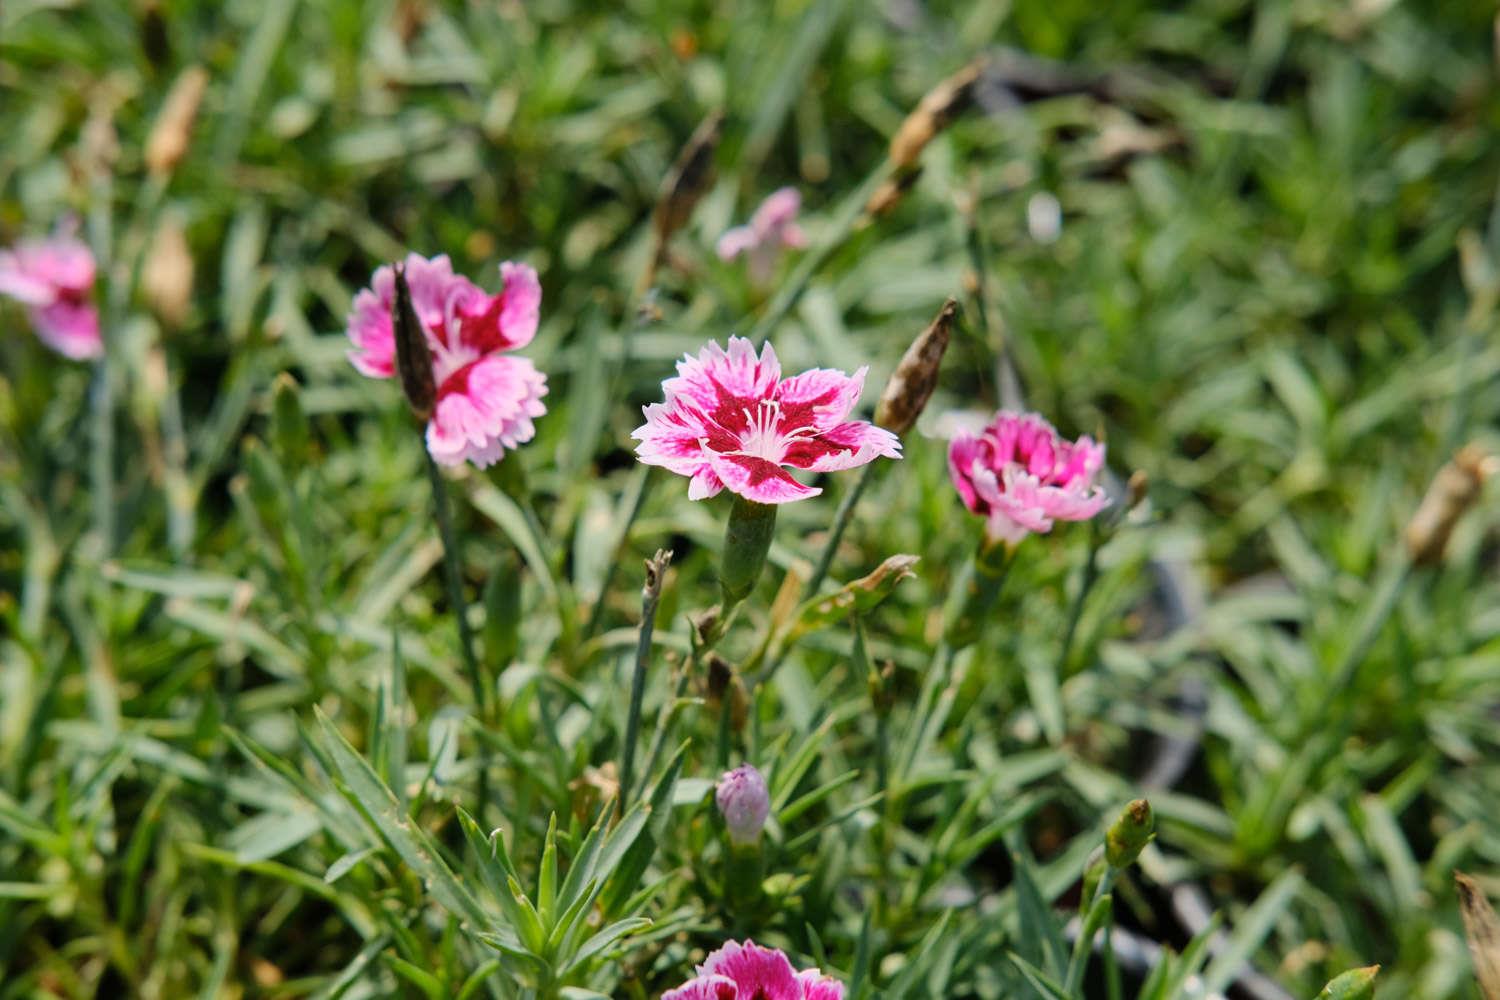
[861, 165, 923, 224]
[705, 653, 749, 732]
[1457, 872, 1500, 1000]
[652, 109, 725, 247]
[142, 212, 194, 328]
[876, 298, 957, 435]
[1405, 444, 1496, 565]
[145, 66, 209, 178]
[391, 263, 436, 420]
[889, 59, 985, 169]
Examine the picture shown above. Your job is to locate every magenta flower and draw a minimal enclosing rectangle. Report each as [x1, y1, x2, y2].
[632, 337, 900, 504]
[0, 225, 101, 360]
[663, 940, 844, 1000]
[948, 410, 1109, 545]
[347, 253, 546, 468]
[716, 764, 770, 846]
[717, 187, 807, 283]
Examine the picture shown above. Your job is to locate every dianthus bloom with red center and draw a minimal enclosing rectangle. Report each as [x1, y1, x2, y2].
[633, 337, 900, 504]
[948, 410, 1109, 545]
[0, 224, 101, 360]
[663, 940, 843, 1000]
[717, 188, 806, 283]
[347, 253, 546, 468]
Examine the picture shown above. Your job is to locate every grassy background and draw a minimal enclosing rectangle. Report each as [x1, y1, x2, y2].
[3, 0, 1500, 997]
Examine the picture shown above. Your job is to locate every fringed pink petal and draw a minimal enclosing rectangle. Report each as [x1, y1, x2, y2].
[663, 975, 739, 1000]
[783, 420, 901, 473]
[698, 941, 802, 1000]
[426, 355, 547, 468]
[717, 225, 759, 262]
[950, 411, 1109, 544]
[706, 451, 820, 504]
[32, 300, 102, 360]
[799, 969, 845, 1000]
[775, 365, 867, 433]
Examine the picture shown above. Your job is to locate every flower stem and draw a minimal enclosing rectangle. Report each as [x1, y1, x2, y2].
[803, 462, 876, 599]
[1055, 518, 1103, 677]
[1064, 866, 1118, 994]
[941, 539, 1011, 650]
[619, 550, 671, 812]
[423, 450, 490, 820]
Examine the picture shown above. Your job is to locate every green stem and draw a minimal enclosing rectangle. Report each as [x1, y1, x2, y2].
[423, 451, 490, 821]
[619, 552, 669, 811]
[803, 463, 876, 600]
[1055, 519, 1103, 677]
[1064, 868, 1117, 995]
[942, 540, 1011, 650]
[585, 465, 655, 638]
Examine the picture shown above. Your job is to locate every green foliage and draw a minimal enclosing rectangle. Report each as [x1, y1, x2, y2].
[3, 0, 1500, 998]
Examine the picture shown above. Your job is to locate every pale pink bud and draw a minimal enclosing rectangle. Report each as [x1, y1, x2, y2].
[716, 764, 770, 846]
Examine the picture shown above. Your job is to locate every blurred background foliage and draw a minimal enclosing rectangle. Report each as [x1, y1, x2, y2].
[2, 0, 1500, 997]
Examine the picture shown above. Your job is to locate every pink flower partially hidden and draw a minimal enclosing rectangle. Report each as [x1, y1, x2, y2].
[633, 337, 900, 504]
[347, 253, 546, 468]
[0, 225, 101, 360]
[948, 410, 1109, 544]
[663, 940, 843, 1000]
[717, 187, 806, 283]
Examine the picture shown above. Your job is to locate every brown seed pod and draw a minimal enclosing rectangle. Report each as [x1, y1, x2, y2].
[391, 263, 437, 421]
[861, 165, 923, 224]
[889, 59, 985, 169]
[145, 66, 209, 178]
[1405, 444, 1496, 565]
[876, 298, 957, 435]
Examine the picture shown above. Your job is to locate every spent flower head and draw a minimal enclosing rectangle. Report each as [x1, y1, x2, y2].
[664, 940, 843, 1000]
[347, 252, 546, 468]
[0, 223, 101, 360]
[633, 336, 900, 504]
[948, 410, 1108, 545]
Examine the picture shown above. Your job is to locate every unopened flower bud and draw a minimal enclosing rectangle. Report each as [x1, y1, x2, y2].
[876, 298, 957, 435]
[719, 496, 777, 607]
[391, 262, 437, 420]
[716, 763, 770, 846]
[889, 60, 985, 169]
[1406, 444, 1495, 565]
[1104, 798, 1154, 869]
[1316, 966, 1379, 1000]
[145, 66, 209, 178]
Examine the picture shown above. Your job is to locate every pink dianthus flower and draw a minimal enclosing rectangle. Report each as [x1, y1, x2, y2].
[0, 224, 101, 360]
[347, 253, 546, 468]
[633, 337, 900, 504]
[717, 188, 806, 283]
[663, 940, 843, 1000]
[948, 410, 1109, 544]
